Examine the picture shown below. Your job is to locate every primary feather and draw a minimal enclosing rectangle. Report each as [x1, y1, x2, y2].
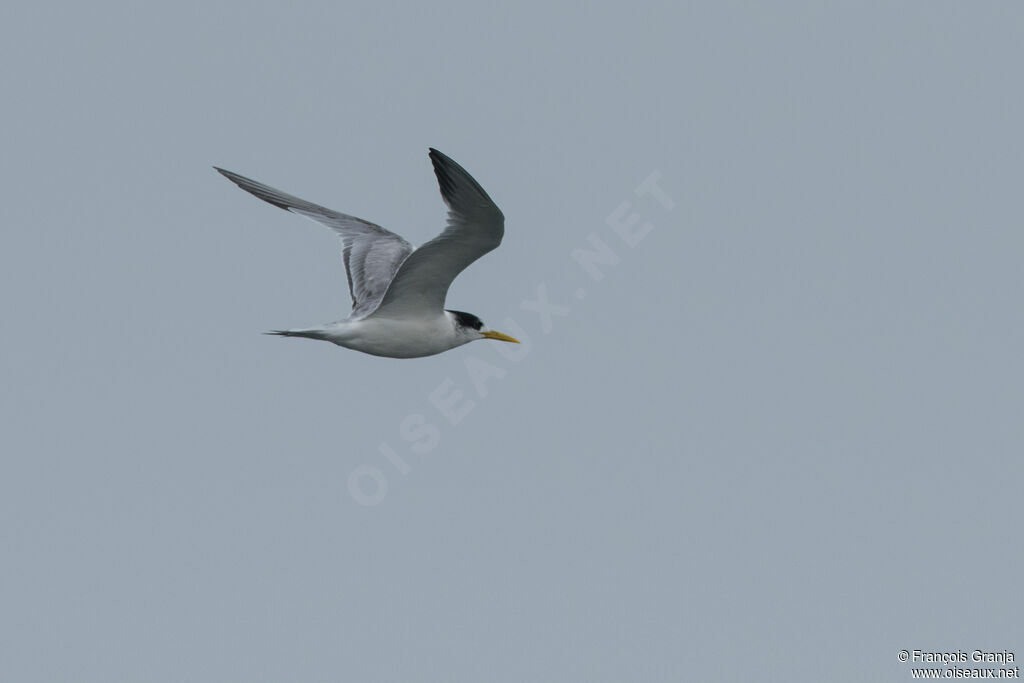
[213, 167, 413, 318]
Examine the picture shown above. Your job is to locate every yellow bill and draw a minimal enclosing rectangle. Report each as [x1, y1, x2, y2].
[481, 330, 521, 344]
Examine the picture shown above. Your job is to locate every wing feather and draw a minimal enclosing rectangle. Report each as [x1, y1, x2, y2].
[214, 167, 413, 317]
[370, 149, 504, 318]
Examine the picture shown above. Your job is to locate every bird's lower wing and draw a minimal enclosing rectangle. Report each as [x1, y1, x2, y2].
[215, 167, 413, 316]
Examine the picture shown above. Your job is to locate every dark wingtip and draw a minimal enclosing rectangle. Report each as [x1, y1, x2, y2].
[214, 167, 293, 212]
[428, 148, 453, 169]
[213, 166, 242, 183]
[427, 148, 501, 217]
[428, 149, 459, 200]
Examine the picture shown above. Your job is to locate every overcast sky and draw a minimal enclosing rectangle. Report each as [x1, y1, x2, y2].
[2, 2, 1022, 681]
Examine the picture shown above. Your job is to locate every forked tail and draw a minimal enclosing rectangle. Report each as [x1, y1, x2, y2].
[264, 329, 330, 341]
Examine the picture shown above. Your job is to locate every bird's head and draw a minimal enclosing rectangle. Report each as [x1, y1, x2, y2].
[447, 310, 520, 345]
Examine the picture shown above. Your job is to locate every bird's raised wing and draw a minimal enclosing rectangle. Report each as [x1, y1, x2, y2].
[370, 149, 504, 319]
[215, 167, 413, 318]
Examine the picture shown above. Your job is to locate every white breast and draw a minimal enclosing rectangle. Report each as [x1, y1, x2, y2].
[321, 315, 465, 358]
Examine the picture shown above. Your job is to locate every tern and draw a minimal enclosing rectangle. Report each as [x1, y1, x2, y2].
[215, 149, 520, 358]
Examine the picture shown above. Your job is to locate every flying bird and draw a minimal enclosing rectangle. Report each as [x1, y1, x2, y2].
[215, 149, 520, 358]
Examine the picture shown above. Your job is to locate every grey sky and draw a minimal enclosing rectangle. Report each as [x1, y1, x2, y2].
[2, 2, 1022, 681]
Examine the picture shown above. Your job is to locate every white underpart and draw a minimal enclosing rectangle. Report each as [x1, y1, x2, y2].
[313, 311, 476, 359]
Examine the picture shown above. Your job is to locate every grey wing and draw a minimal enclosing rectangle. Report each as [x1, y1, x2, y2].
[370, 149, 504, 319]
[215, 167, 413, 317]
